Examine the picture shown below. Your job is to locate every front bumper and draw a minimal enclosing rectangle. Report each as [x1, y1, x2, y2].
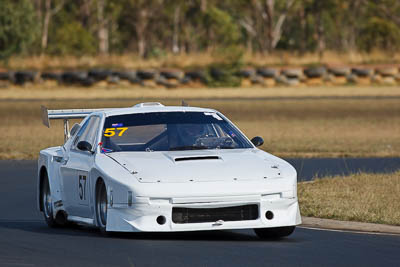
[106, 195, 301, 232]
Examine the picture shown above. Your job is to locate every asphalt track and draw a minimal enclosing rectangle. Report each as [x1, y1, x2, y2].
[286, 157, 400, 181]
[1, 160, 399, 267]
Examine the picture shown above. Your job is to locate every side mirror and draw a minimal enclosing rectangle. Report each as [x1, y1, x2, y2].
[251, 136, 264, 147]
[70, 123, 81, 137]
[77, 141, 93, 152]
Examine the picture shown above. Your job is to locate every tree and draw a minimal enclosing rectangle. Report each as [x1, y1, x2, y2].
[121, 0, 164, 58]
[0, 0, 39, 60]
[360, 0, 400, 51]
[163, 0, 186, 54]
[46, 1, 97, 56]
[97, 0, 109, 54]
[2, 0, 400, 59]
[41, 0, 65, 53]
[251, 0, 295, 52]
[50, 21, 97, 56]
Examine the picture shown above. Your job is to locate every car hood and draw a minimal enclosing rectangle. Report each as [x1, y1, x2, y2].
[106, 149, 285, 183]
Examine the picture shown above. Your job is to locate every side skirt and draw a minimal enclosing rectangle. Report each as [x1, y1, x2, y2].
[68, 215, 94, 226]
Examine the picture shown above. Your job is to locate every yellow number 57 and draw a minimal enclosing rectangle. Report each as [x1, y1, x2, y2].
[104, 127, 128, 137]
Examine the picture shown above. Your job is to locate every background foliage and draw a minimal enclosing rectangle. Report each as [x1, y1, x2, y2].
[1, 0, 400, 62]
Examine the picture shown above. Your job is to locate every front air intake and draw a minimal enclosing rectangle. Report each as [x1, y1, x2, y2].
[172, 204, 259, 224]
[174, 156, 220, 162]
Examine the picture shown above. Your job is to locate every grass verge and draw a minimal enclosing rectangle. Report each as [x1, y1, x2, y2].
[298, 171, 400, 226]
[0, 97, 399, 159]
[1, 86, 400, 100]
[4, 51, 400, 70]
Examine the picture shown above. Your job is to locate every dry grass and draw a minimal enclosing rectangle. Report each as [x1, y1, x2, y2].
[220, 98, 400, 158]
[1, 85, 400, 101]
[3, 50, 400, 71]
[298, 172, 400, 226]
[245, 50, 400, 67]
[0, 96, 399, 159]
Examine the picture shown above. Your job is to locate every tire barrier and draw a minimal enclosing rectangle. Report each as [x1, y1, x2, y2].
[14, 71, 37, 85]
[41, 72, 61, 81]
[0, 71, 13, 84]
[61, 71, 94, 86]
[1, 65, 399, 88]
[136, 70, 156, 80]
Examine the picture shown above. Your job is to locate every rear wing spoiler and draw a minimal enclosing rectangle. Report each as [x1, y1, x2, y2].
[40, 102, 167, 142]
[41, 106, 107, 128]
[41, 105, 108, 141]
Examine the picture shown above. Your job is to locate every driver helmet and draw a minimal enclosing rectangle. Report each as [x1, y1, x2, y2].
[177, 123, 207, 145]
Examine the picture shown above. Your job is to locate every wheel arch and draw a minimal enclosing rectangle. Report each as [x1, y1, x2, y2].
[95, 176, 105, 194]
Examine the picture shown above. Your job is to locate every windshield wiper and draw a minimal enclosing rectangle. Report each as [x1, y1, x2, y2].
[169, 145, 208, 151]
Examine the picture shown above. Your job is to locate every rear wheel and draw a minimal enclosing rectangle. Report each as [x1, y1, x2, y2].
[41, 173, 58, 227]
[96, 180, 108, 234]
[254, 226, 296, 239]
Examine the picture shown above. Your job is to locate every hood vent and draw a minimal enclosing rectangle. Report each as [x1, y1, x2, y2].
[174, 156, 220, 162]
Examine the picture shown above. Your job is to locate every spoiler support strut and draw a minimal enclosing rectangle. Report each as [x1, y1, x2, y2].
[63, 119, 70, 142]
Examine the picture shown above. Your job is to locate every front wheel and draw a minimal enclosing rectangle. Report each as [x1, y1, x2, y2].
[254, 226, 296, 239]
[41, 173, 58, 227]
[95, 180, 108, 234]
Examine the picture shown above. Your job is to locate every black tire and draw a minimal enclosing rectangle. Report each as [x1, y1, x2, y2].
[351, 68, 373, 77]
[184, 71, 207, 83]
[114, 71, 143, 85]
[209, 68, 226, 80]
[61, 71, 88, 85]
[0, 72, 11, 81]
[237, 69, 256, 78]
[304, 67, 326, 78]
[80, 77, 95, 87]
[95, 179, 108, 234]
[113, 70, 134, 80]
[14, 71, 36, 85]
[137, 70, 157, 80]
[88, 69, 112, 81]
[41, 72, 61, 81]
[160, 69, 184, 80]
[41, 172, 58, 228]
[281, 69, 303, 79]
[257, 68, 277, 78]
[328, 67, 351, 77]
[254, 226, 296, 239]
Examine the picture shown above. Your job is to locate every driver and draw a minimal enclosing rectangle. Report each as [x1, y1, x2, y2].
[176, 123, 207, 146]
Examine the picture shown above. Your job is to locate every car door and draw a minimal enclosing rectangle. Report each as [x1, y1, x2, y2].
[60, 116, 101, 218]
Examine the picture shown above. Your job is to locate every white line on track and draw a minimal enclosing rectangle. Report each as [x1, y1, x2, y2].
[299, 226, 400, 237]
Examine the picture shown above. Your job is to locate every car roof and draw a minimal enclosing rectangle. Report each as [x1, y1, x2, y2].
[101, 104, 217, 117]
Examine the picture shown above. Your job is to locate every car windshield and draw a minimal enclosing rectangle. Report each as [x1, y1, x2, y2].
[101, 111, 253, 152]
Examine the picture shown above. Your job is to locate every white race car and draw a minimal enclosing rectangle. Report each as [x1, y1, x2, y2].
[38, 102, 301, 238]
